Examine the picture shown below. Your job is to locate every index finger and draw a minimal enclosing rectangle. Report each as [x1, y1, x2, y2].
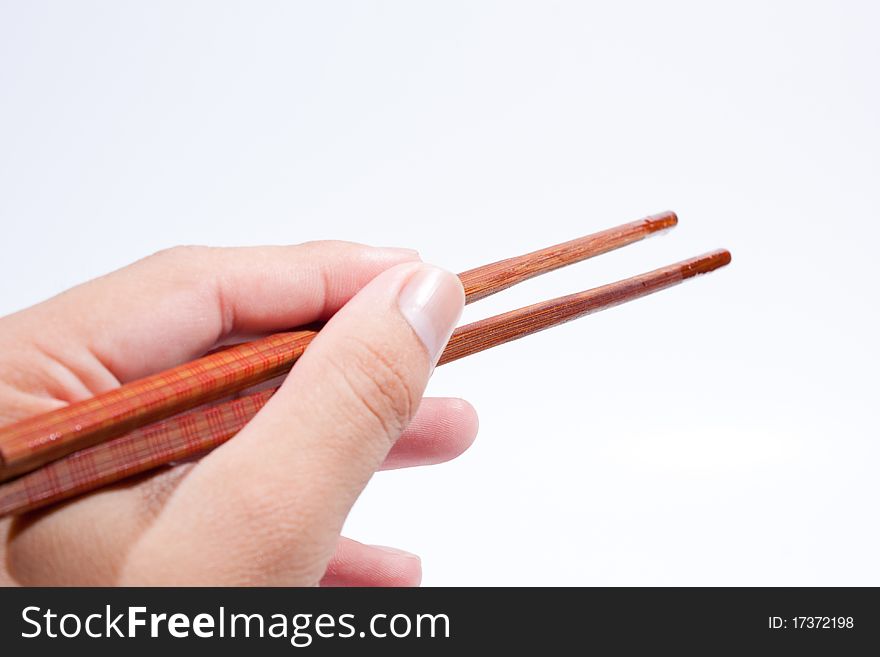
[5, 242, 419, 383]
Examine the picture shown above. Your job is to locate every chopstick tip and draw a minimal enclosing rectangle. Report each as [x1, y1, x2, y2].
[645, 210, 679, 233]
[681, 249, 732, 279]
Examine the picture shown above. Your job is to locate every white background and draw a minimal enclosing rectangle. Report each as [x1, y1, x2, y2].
[1, 2, 878, 585]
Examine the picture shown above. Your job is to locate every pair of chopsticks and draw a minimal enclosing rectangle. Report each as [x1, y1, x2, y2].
[0, 212, 730, 517]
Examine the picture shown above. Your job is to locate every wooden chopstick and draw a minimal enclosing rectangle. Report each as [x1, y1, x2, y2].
[0, 212, 676, 482]
[458, 210, 677, 301]
[440, 248, 730, 364]
[0, 249, 730, 517]
[0, 390, 276, 517]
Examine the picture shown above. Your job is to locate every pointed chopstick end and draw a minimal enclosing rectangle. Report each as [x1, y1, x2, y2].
[644, 210, 679, 233]
[681, 249, 732, 279]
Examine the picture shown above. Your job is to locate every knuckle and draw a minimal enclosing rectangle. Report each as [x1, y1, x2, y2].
[326, 334, 417, 442]
[142, 246, 216, 286]
[142, 244, 220, 289]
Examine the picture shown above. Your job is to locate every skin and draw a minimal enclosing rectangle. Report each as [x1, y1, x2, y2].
[0, 242, 478, 586]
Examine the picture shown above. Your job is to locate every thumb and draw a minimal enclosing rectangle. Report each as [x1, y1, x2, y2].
[125, 262, 464, 585]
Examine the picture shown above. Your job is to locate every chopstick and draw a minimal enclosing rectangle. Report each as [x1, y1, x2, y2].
[439, 248, 730, 365]
[0, 211, 677, 482]
[0, 249, 730, 517]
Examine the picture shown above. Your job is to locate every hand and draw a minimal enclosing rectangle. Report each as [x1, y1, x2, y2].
[0, 242, 477, 585]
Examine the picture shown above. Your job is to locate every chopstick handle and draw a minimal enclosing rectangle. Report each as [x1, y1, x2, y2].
[0, 389, 276, 517]
[0, 330, 317, 480]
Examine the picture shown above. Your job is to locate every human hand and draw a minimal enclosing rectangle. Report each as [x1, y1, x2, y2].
[0, 242, 477, 585]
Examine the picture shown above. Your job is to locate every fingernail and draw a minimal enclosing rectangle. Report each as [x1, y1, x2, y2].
[398, 265, 464, 365]
[370, 545, 421, 560]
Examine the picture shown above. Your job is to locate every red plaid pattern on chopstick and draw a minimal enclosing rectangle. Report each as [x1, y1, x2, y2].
[0, 389, 276, 516]
[0, 329, 318, 480]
